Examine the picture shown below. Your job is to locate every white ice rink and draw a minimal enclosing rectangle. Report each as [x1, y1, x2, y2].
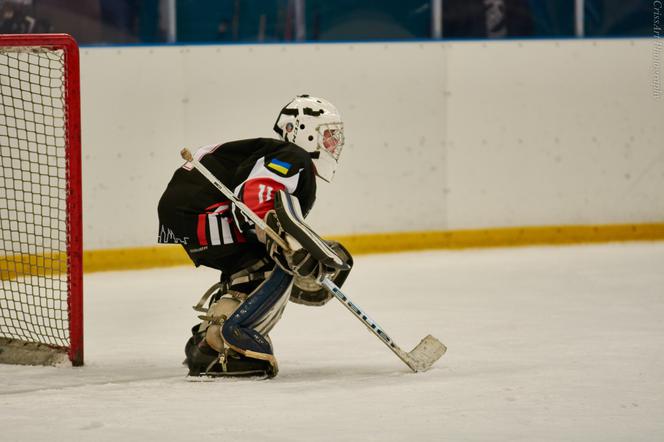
[1, 242, 664, 441]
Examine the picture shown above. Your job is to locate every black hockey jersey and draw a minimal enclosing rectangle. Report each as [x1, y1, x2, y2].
[158, 138, 317, 272]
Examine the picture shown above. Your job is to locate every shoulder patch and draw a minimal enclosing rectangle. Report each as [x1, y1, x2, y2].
[266, 158, 292, 175]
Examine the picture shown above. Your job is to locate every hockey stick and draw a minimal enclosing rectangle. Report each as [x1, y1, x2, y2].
[180, 148, 447, 372]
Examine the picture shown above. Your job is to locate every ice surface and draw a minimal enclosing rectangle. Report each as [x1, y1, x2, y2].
[1, 242, 664, 441]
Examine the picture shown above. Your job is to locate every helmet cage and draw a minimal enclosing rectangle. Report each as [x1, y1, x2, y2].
[316, 122, 344, 161]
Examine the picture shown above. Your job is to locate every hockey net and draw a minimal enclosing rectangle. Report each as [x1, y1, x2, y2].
[0, 34, 82, 366]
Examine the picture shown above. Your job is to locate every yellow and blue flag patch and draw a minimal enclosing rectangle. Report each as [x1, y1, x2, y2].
[266, 158, 292, 175]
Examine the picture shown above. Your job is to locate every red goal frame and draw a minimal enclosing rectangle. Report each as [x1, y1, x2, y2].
[0, 34, 83, 366]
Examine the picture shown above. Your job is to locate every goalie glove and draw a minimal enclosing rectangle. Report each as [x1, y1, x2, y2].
[290, 240, 353, 306]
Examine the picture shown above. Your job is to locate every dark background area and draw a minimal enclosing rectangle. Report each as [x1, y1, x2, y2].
[0, 0, 656, 45]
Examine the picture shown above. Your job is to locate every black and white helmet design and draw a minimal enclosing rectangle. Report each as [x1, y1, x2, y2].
[273, 95, 345, 183]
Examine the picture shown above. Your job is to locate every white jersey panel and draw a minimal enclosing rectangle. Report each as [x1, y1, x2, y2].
[233, 157, 302, 196]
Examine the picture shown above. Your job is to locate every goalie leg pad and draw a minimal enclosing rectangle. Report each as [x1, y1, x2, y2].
[221, 267, 293, 371]
[186, 270, 288, 378]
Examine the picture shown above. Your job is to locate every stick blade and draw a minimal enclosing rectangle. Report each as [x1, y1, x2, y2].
[405, 334, 447, 372]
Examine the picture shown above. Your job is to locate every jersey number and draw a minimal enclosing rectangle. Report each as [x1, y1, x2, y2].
[258, 184, 274, 203]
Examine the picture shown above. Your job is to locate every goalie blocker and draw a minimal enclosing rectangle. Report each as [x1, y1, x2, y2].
[269, 190, 349, 270]
[267, 190, 353, 306]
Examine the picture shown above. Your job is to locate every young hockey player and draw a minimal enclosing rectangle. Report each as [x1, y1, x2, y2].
[157, 95, 353, 378]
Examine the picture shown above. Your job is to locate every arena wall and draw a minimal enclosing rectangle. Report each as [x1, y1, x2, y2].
[77, 39, 664, 268]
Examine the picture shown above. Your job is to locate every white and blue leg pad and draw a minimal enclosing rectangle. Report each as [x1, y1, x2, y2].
[221, 267, 293, 358]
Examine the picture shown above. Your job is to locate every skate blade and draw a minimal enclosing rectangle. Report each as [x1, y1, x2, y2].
[186, 370, 269, 381]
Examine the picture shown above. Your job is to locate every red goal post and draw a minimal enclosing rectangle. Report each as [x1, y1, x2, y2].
[0, 34, 83, 366]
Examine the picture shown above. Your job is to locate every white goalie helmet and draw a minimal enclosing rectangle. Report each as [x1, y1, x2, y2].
[273, 95, 345, 182]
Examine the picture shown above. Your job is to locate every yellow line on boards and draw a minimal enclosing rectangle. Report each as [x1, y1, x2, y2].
[82, 222, 664, 274]
[327, 222, 664, 255]
[2, 222, 663, 279]
[83, 246, 190, 273]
